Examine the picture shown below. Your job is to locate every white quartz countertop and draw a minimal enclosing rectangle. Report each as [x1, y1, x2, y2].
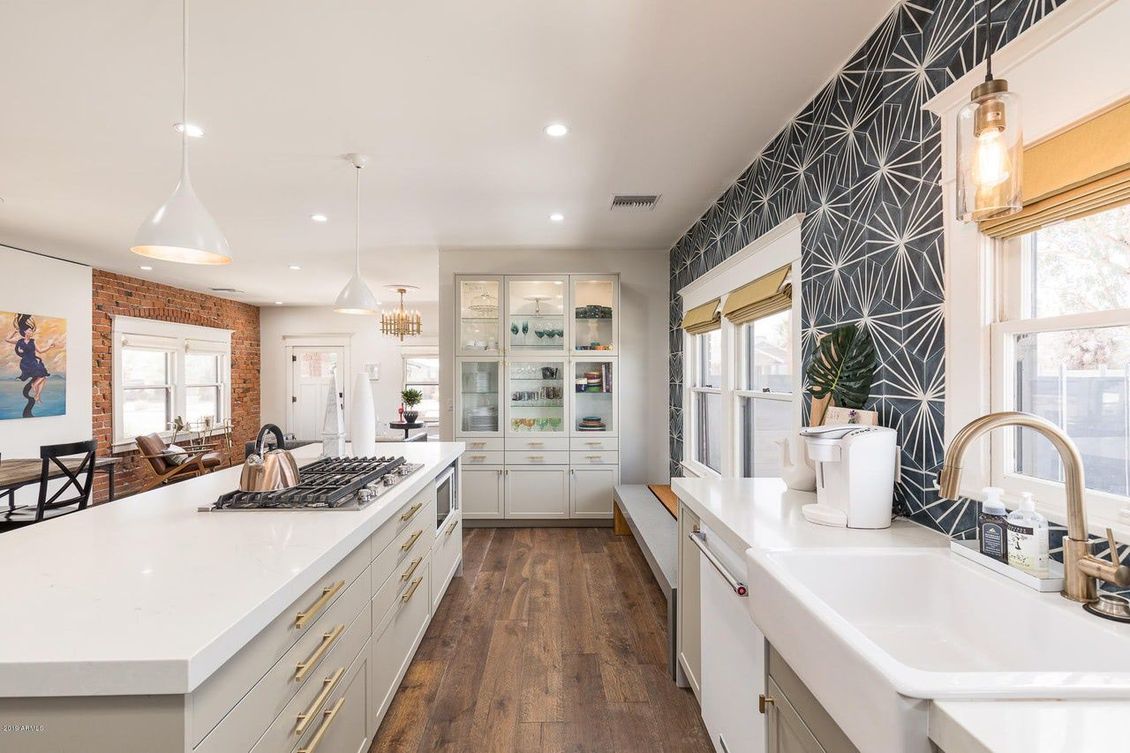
[0, 441, 463, 698]
[930, 699, 1130, 753]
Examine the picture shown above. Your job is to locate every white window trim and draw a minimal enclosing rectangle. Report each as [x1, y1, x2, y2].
[402, 346, 440, 426]
[112, 315, 233, 451]
[927, 0, 1130, 538]
[679, 214, 804, 478]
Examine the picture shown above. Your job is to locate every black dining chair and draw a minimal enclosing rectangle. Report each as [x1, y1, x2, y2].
[0, 452, 15, 512]
[0, 440, 97, 532]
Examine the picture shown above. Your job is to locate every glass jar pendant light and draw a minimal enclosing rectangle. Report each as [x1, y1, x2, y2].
[132, 0, 231, 265]
[381, 286, 423, 340]
[956, 0, 1023, 222]
[333, 153, 380, 314]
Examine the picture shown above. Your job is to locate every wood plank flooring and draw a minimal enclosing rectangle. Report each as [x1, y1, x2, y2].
[370, 527, 713, 753]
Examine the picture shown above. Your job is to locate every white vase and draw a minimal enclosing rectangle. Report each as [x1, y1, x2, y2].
[321, 366, 346, 457]
[350, 371, 376, 457]
[778, 436, 817, 492]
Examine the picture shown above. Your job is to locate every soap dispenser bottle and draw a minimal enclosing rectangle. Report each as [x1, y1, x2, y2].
[1007, 492, 1049, 576]
[979, 486, 1009, 563]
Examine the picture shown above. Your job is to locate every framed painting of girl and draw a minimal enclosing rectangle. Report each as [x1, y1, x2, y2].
[2, 311, 67, 419]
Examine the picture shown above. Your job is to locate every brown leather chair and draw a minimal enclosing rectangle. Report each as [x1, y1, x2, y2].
[135, 433, 224, 492]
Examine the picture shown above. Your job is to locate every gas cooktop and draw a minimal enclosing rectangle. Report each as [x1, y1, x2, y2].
[205, 456, 424, 511]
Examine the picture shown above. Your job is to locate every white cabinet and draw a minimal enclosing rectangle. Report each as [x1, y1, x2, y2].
[461, 467, 504, 520]
[677, 504, 702, 696]
[505, 467, 569, 519]
[698, 525, 766, 753]
[456, 276, 504, 356]
[570, 465, 617, 518]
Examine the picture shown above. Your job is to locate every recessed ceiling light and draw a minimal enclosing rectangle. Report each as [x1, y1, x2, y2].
[173, 122, 205, 138]
[310, 213, 328, 223]
[544, 123, 569, 138]
[288, 264, 302, 271]
[549, 212, 565, 222]
[139, 265, 153, 271]
[274, 301, 283, 305]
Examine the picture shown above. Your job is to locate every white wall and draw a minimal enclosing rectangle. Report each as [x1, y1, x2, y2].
[438, 249, 670, 484]
[259, 302, 439, 437]
[0, 245, 93, 504]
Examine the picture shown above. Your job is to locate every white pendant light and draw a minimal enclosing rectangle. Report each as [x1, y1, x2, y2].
[131, 0, 230, 265]
[333, 154, 380, 315]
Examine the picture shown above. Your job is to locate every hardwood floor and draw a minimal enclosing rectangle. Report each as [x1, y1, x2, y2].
[370, 527, 713, 753]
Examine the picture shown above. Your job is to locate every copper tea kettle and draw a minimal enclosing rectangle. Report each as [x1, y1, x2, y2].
[240, 424, 301, 492]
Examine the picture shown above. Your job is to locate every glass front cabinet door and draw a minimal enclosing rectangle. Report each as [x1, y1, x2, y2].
[457, 358, 503, 436]
[457, 276, 503, 356]
[571, 274, 618, 354]
[505, 357, 568, 437]
[571, 357, 617, 437]
[506, 276, 568, 354]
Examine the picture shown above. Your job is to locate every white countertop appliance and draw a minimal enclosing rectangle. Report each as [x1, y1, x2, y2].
[800, 424, 897, 529]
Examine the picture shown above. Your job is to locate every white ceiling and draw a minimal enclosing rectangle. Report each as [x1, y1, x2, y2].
[0, 0, 896, 306]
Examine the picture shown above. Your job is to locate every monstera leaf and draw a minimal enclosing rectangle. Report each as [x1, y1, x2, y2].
[806, 325, 876, 410]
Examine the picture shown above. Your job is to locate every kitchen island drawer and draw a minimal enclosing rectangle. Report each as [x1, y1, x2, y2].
[461, 438, 504, 452]
[462, 450, 505, 466]
[371, 523, 432, 635]
[371, 511, 433, 594]
[369, 556, 432, 731]
[432, 514, 462, 609]
[190, 541, 370, 746]
[284, 641, 370, 753]
[505, 450, 570, 465]
[195, 568, 371, 753]
[508, 437, 569, 452]
[570, 450, 618, 465]
[370, 481, 434, 561]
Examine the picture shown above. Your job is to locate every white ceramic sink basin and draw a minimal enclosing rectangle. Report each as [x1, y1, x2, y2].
[745, 546, 1130, 753]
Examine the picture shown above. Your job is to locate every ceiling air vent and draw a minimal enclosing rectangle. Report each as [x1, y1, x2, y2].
[610, 194, 661, 212]
[209, 287, 244, 294]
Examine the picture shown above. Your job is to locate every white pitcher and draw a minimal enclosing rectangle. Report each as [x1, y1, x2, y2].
[778, 436, 816, 491]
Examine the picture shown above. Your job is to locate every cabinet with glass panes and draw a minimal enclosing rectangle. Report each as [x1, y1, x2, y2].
[506, 276, 568, 354]
[456, 359, 503, 436]
[571, 275, 618, 353]
[457, 276, 503, 356]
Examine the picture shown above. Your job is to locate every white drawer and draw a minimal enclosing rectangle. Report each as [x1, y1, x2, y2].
[279, 641, 370, 753]
[462, 450, 505, 466]
[371, 524, 432, 635]
[571, 436, 618, 451]
[369, 482, 434, 561]
[505, 450, 570, 465]
[195, 566, 371, 753]
[191, 541, 370, 746]
[245, 602, 371, 753]
[460, 437, 503, 452]
[508, 437, 569, 452]
[432, 515, 462, 609]
[369, 556, 432, 729]
[570, 450, 619, 466]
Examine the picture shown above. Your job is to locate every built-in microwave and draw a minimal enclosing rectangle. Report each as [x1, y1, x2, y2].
[436, 464, 457, 532]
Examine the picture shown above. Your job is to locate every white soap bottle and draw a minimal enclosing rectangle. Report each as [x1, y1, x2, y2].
[1007, 492, 1049, 576]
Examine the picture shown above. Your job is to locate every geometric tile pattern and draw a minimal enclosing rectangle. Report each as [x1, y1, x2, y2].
[668, 0, 1069, 539]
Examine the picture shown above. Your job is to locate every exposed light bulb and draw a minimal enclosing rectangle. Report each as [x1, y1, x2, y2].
[972, 128, 1011, 190]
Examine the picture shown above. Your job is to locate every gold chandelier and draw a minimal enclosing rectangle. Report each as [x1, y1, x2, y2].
[381, 286, 422, 340]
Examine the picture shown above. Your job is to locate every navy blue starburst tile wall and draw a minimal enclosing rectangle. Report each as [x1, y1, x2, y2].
[667, 0, 1068, 539]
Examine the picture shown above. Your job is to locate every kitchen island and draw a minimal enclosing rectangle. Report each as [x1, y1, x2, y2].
[0, 441, 464, 753]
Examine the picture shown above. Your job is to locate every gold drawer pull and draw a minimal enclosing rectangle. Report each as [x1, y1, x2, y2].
[295, 667, 345, 736]
[528, 441, 544, 446]
[400, 529, 424, 552]
[585, 441, 602, 446]
[295, 580, 344, 629]
[401, 576, 424, 604]
[469, 454, 487, 461]
[297, 695, 346, 753]
[586, 454, 602, 460]
[399, 502, 423, 522]
[527, 454, 544, 461]
[295, 624, 344, 682]
[469, 441, 486, 448]
[445, 519, 458, 538]
[400, 556, 423, 582]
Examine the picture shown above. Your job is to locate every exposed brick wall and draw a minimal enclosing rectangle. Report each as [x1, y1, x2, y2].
[91, 270, 260, 502]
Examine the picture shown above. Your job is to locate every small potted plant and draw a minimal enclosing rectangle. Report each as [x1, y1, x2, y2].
[401, 388, 423, 425]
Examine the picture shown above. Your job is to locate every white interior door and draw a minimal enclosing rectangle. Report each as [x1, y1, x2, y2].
[288, 346, 346, 441]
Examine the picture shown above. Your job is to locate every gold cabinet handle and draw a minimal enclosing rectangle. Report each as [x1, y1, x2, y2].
[528, 455, 544, 461]
[295, 667, 344, 736]
[586, 454, 602, 460]
[585, 441, 602, 447]
[295, 624, 344, 682]
[400, 529, 424, 552]
[295, 580, 344, 629]
[400, 556, 423, 582]
[399, 502, 423, 522]
[469, 454, 487, 461]
[297, 696, 345, 753]
[445, 519, 458, 538]
[758, 694, 775, 714]
[401, 576, 424, 604]
[469, 441, 486, 448]
[528, 441, 544, 446]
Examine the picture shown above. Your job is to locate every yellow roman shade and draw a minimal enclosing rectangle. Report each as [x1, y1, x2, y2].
[681, 298, 721, 335]
[722, 264, 792, 325]
[981, 100, 1130, 239]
